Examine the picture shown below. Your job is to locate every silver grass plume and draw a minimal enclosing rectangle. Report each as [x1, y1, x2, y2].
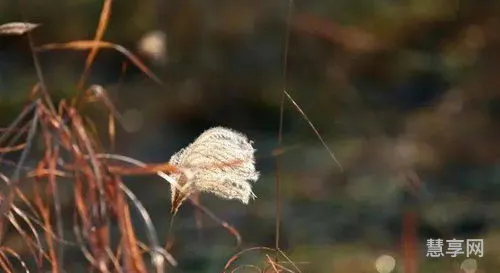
[168, 127, 259, 214]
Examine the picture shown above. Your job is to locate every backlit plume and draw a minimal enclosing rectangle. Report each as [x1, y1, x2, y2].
[168, 127, 259, 214]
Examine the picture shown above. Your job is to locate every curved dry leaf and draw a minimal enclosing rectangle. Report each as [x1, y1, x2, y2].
[169, 127, 260, 214]
[0, 22, 39, 36]
[78, 0, 113, 89]
[36, 40, 163, 85]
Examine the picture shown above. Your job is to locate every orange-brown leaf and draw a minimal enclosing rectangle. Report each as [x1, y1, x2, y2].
[79, 0, 113, 88]
[36, 40, 163, 85]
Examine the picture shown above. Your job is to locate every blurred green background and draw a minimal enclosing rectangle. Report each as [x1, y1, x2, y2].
[2, 0, 500, 272]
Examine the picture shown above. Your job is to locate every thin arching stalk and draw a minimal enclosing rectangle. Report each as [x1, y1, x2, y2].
[275, 0, 294, 252]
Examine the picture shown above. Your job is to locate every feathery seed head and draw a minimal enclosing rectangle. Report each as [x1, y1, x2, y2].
[168, 127, 259, 214]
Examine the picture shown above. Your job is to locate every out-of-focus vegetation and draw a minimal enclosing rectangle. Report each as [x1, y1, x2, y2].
[1, 0, 500, 272]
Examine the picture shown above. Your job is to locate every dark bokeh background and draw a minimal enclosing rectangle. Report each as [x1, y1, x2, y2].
[2, 0, 500, 272]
